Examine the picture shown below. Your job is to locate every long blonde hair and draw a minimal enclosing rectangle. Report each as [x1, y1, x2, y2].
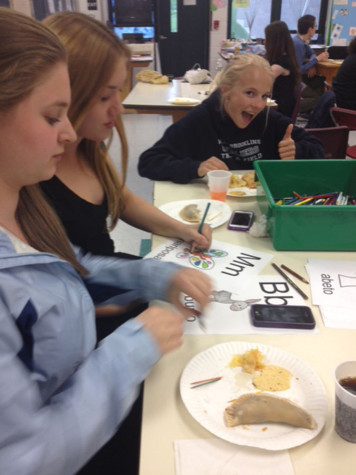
[43, 12, 131, 230]
[216, 54, 274, 109]
[0, 8, 87, 275]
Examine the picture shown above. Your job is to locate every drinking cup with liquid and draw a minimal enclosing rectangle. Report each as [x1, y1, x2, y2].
[207, 170, 231, 202]
[335, 360, 356, 443]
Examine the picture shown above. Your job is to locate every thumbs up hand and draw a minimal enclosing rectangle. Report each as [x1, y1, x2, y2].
[278, 123, 295, 160]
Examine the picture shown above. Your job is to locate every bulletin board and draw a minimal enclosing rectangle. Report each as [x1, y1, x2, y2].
[329, 0, 356, 45]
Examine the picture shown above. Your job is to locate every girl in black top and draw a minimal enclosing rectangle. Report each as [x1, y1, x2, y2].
[138, 54, 324, 184]
[264, 20, 301, 118]
[40, 13, 211, 259]
[40, 13, 212, 475]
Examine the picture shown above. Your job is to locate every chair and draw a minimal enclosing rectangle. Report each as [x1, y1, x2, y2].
[305, 89, 336, 128]
[327, 46, 348, 60]
[305, 126, 349, 159]
[330, 107, 356, 159]
[291, 82, 307, 124]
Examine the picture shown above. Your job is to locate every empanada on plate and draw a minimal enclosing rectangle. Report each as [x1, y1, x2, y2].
[225, 393, 316, 429]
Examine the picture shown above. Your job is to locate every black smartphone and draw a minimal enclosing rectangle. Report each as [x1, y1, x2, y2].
[250, 304, 316, 329]
[227, 210, 254, 231]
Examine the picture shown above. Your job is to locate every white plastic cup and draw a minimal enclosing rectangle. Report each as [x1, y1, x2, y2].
[335, 360, 356, 443]
[207, 170, 231, 202]
[172, 79, 182, 97]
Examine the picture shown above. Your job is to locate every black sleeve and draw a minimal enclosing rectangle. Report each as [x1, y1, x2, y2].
[138, 107, 212, 184]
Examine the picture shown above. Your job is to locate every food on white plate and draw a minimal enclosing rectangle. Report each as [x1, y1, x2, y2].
[224, 393, 316, 429]
[228, 348, 265, 374]
[241, 171, 257, 188]
[253, 365, 291, 392]
[229, 171, 259, 190]
[179, 203, 201, 223]
[228, 190, 246, 196]
[229, 174, 247, 188]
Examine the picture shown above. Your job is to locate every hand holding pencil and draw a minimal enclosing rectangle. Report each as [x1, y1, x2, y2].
[188, 202, 212, 252]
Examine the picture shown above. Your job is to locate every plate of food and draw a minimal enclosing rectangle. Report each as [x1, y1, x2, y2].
[168, 97, 200, 105]
[227, 171, 260, 197]
[267, 98, 277, 107]
[159, 199, 230, 229]
[180, 341, 327, 450]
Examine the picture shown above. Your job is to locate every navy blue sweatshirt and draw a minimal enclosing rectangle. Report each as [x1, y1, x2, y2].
[138, 90, 324, 184]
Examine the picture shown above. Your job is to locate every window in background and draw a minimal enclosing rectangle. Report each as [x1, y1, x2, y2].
[113, 26, 154, 40]
[170, 0, 177, 33]
[230, 0, 272, 40]
[228, 0, 328, 43]
[280, 0, 322, 35]
[108, 0, 154, 27]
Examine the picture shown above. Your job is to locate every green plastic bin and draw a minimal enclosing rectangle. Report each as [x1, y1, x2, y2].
[253, 160, 356, 251]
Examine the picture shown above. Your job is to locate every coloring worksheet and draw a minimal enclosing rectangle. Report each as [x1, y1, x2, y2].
[146, 238, 273, 292]
[146, 239, 313, 334]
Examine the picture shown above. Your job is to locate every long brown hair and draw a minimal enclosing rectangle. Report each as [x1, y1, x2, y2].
[264, 21, 301, 91]
[43, 12, 131, 230]
[0, 8, 87, 275]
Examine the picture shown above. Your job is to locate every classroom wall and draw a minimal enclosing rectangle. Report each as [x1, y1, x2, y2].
[75, 0, 107, 22]
[329, 0, 356, 45]
[210, 1, 229, 74]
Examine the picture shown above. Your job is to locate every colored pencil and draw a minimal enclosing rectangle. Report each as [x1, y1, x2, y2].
[197, 202, 211, 234]
[281, 264, 309, 284]
[272, 263, 309, 300]
[190, 376, 222, 385]
[191, 202, 211, 253]
[190, 377, 222, 389]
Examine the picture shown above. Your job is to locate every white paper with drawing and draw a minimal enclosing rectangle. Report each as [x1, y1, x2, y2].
[306, 258, 356, 307]
[146, 238, 272, 291]
[185, 275, 311, 335]
[146, 239, 314, 334]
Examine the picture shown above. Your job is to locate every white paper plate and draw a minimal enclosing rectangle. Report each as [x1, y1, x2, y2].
[180, 341, 327, 450]
[227, 174, 258, 197]
[159, 199, 230, 229]
[267, 98, 277, 107]
[169, 97, 200, 105]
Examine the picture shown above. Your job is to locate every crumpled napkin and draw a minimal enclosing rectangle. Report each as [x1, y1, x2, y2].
[174, 439, 294, 475]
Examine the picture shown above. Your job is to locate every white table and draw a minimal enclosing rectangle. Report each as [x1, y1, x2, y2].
[120, 56, 153, 101]
[123, 82, 213, 122]
[139, 178, 356, 475]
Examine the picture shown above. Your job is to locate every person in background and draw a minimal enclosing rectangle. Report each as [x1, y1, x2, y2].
[0, 8, 211, 475]
[40, 12, 211, 260]
[138, 54, 324, 184]
[292, 14, 329, 113]
[332, 37, 356, 111]
[264, 20, 301, 118]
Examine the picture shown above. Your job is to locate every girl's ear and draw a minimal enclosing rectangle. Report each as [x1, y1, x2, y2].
[220, 85, 230, 100]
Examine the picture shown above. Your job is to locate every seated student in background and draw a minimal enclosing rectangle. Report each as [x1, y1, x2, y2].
[40, 12, 211, 260]
[138, 54, 324, 184]
[0, 8, 212, 475]
[332, 37, 356, 111]
[292, 14, 329, 113]
[264, 20, 301, 118]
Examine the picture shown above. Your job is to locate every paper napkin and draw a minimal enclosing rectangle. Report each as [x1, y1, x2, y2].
[174, 438, 294, 475]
